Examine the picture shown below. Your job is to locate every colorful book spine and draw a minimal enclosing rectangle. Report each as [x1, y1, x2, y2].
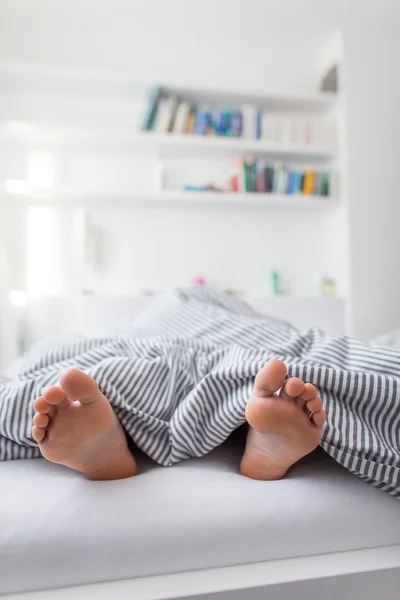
[193, 106, 211, 135]
[173, 102, 190, 134]
[140, 85, 161, 131]
[320, 172, 331, 196]
[256, 110, 262, 140]
[231, 111, 243, 137]
[154, 98, 170, 132]
[303, 170, 314, 195]
[265, 165, 274, 192]
[223, 108, 233, 136]
[241, 104, 257, 139]
[166, 96, 179, 132]
[312, 172, 320, 195]
[184, 106, 197, 134]
[214, 110, 225, 136]
[236, 158, 246, 192]
[256, 161, 266, 192]
[243, 160, 251, 192]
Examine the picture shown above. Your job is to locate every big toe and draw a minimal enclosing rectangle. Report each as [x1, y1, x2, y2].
[60, 368, 101, 404]
[253, 360, 287, 398]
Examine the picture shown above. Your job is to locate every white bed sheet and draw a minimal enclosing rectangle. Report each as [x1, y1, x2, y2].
[0, 443, 399, 596]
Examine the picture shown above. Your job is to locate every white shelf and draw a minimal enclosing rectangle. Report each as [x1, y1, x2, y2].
[0, 61, 337, 112]
[0, 126, 336, 160]
[0, 191, 339, 209]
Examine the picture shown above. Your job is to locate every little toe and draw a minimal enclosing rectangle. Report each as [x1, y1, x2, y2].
[33, 396, 54, 414]
[33, 413, 49, 428]
[311, 409, 326, 427]
[32, 426, 46, 443]
[306, 396, 323, 413]
[43, 386, 70, 409]
[279, 377, 305, 401]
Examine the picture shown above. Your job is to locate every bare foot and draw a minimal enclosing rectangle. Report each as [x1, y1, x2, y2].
[32, 368, 137, 480]
[240, 360, 326, 480]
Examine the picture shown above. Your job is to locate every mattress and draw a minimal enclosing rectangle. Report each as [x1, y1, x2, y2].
[0, 442, 399, 596]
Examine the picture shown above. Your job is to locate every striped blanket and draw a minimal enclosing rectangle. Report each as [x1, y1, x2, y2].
[1, 287, 399, 498]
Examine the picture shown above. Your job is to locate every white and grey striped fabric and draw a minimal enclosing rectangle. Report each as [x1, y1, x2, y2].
[0, 287, 399, 498]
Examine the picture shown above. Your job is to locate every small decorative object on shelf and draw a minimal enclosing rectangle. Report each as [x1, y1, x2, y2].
[322, 278, 337, 296]
[314, 275, 337, 296]
[190, 276, 206, 286]
[270, 270, 281, 296]
[320, 64, 338, 93]
[184, 184, 224, 193]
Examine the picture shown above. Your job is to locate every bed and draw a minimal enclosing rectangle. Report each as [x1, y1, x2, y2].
[0, 295, 399, 600]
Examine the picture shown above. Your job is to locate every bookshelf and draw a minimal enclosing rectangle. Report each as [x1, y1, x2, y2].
[0, 59, 343, 348]
[0, 191, 339, 210]
[1, 127, 336, 160]
[0, 62, 336, 111]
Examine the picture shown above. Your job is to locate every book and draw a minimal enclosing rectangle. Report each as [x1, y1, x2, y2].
[173, 102, 190, 134]
[312, 172, 320, 195]
[256, 110, 262, 140]
[303, 170, 314, 195]
[292, 171, 300, 194]
[320, 172, 331, 196]
[231, 111, 243, 137]
[223, 108, 233, 136]
[230, 174, 239, 192]
[194, 106, 210, 135]
[241, 104, 257, 139]
[166, 96, 179, 132]
[286, 170, 294, 194]
[184, 106, 197, 134]
[140, 85, 161, 131]
[234, 157, 246, 192]
[214, 109, 225, 136]
[243, 160, 251, 192]
[256, 160, 266, 192]
[265, 165, 274, 192]
[274, 164, 287, 194]
[249, 160, 257, 192]
[154, 98, 170, 132]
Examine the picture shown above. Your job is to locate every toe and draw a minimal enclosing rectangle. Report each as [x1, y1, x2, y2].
[32, 425, 46, 443]
[33, 396, 54, 414]
[300, 383, 318, 401]
[253, 360, 287, 398]
[306, 396, 323, 413]
[280, 377, 305, 401]
[43, 386, 71, 409]
[33, 413, 49, 428]
[297, 383, 318, 409]
[60, 368, 103, 404]
[311, 409, 326, 427]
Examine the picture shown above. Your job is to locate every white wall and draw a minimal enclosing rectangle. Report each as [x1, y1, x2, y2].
[1, 0, 400, 73]
[343, 30, 400, 338]
[0, 0, 399, 314]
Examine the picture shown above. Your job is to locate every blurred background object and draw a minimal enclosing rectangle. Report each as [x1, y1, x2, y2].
[1, 0, 400, 368]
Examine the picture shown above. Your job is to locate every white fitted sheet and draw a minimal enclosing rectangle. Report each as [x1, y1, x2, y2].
[0, 443, 399, 596]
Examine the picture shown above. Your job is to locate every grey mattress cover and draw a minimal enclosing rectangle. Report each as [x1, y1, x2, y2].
[0, 442, 399, 595]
